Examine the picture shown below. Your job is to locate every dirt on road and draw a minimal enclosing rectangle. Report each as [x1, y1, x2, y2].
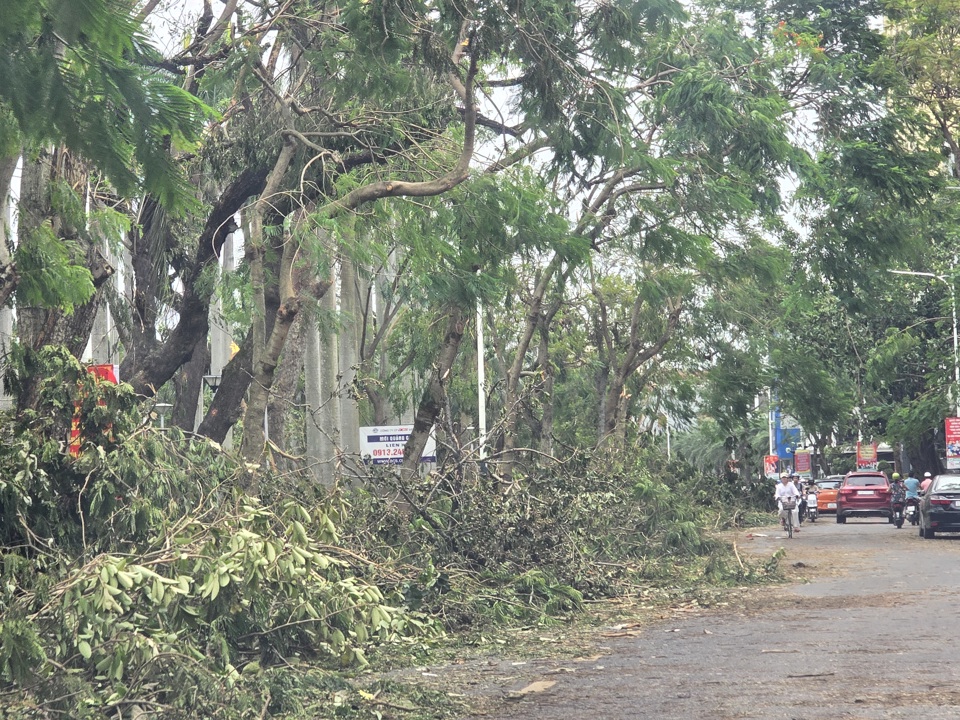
[413, 517, 960, 719]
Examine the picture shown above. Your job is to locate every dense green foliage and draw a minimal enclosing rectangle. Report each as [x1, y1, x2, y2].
[0, 350, 775, 718]
[3, 0, 960, 715]
[0, 0, 209, 205]
[0, 350, 442, 717]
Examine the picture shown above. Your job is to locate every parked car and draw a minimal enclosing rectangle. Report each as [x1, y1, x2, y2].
[836, 471, 891, 523]
[816, 475, 843, 514]
[918, 474, 960, 538]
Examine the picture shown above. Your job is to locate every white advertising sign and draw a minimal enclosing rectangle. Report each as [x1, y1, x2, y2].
[359, 425, 436, 464]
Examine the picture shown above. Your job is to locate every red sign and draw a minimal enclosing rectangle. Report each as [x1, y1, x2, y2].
[70, 364, 119, 456]
[946, 418, 960, 469]
[763, 455, 779, 479]
[856, 441, 878, 469]
[794, 449, 812, 475]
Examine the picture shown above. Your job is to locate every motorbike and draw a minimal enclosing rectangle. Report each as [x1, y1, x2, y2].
[905, 497, 920, 526]
[805, 492, 819, 522]
[892, 501, 905, 529]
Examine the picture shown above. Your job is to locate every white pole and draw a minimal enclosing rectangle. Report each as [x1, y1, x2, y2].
[768, 388, 775, 456]
[477, 301, 487, 459]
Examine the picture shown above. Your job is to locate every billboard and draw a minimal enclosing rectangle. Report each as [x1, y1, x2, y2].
[856, 441, 878, 470]
[946, 418, 960, 470]
[774, 408, 802, 461]
[360, 425, 436, 464]
[764, 455, 779, 480]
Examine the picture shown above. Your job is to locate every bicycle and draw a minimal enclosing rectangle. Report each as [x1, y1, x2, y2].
[779, 497, 798, 539]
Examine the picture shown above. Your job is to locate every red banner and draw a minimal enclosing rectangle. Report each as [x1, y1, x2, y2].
[856, 441, 878, 469]
[69, 364, 119, 456]
[763, 455, 779, 479]
[946, 418, 960, 469]
[794, 449, 812, 475]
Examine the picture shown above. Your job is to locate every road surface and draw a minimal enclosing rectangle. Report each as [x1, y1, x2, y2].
[456, 517, 960, 719]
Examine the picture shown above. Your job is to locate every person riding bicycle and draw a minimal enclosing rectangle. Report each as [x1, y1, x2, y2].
[775, 473, 801, 532]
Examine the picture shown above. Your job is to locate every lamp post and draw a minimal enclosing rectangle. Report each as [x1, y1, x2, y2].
[154, 402, 173, 430]
[889, 268, 960, 418]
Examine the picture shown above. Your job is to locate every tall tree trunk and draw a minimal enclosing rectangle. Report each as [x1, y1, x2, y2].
[198, 218, 286, 444]
[240, 232, 334, 460]
[536, 321, 555, 457]
[322, 285, 342, 484]
[362, 262, 393, 426]
[16, 149, 55, 353]
[240, 230, 300, 457]
[15, 149, 115, 412]
[0, 153, 18, 410]
[88, 191, 119, 364]
[197, 329, 252, 443]
[171, 338, 209, 431]
[598, 300, 682, 443]
[401, 306, 467, 478]
[337, 253, 363, 476]
[306, 292, 339, 487]
[209, 232, 236, 448]
[238, 136, 297, 459]
[500, 256, 565, 476]
[121, 167, 264, 397]
[267, 310, 306, 458]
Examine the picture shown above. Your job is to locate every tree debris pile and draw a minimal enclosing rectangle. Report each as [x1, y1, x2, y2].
[0, 349, 774, 718]
[0, 349, 439, 718]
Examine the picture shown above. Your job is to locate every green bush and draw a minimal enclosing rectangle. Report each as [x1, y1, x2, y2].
[0, 349, 438, 718]
[338, 449, 773, 627]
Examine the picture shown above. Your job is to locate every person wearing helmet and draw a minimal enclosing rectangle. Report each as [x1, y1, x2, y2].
[775, 472, 801, 533]
[920, 471, 933, 493]
[890, 473, 906, 527]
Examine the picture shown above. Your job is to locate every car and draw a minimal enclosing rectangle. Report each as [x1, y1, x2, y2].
[815, 475, 843, 514]
[836, 471, 891, 523]
[918, 474, 960, 538]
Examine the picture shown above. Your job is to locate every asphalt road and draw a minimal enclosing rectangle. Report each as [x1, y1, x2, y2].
[460, 516, 960, 720]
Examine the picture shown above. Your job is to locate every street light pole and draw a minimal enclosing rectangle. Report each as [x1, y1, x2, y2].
[889, 268, 960, 417]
